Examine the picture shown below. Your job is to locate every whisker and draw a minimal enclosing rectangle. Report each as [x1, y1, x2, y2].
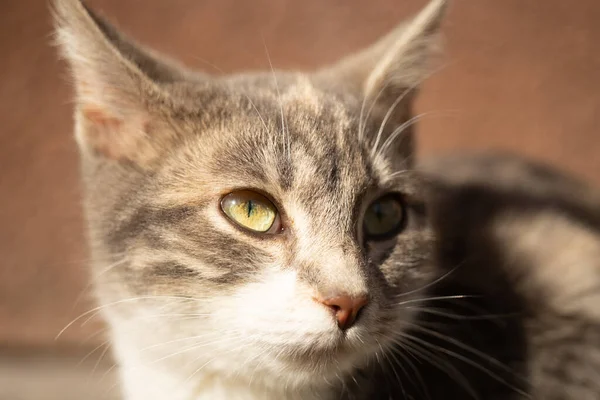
[137, 313, 211, 318]
[370, 85, 418, 158]
[359, 81, 390, 141]
[374, 339, 399, 397]
[78, 297, 205, 328]
[401, 332, 529, 397]
[56, 295, 207, 340]
[82, 327, 110, 345]
[77, 339, 111, 367]
[382, 343, 408, 399]
[395, 294, 479, 307]
[180, 333, 269, 386]
[72, 257, 130, 310]
[246, 344, 274, 385]
[407, 306, 519, 322]
[388, 169, 412, 179]
[139, 331, 217, 352]
[379, 109, 459, 159]
[377, 112, 424, 158]
[191, 56, 226, 75]
[262, 36, 289, 161]
[246, 97, 271, 136]
[148, 332, 245, 366]
[399, 336, 480, 400]
[91, 341, 112, 379]
[387, 341, 432, 400]
[407, 323, 528, 383]
[365, 62, 451, 154]
[395, 260, 466, 299]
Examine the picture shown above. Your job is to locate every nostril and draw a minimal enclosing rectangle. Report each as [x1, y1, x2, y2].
[316, 294, 369, 330]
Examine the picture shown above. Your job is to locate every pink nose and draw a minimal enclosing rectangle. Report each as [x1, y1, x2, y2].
[316, 294, 369, 330]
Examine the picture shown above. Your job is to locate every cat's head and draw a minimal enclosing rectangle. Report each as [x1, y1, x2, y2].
[55, 0, 446, 391]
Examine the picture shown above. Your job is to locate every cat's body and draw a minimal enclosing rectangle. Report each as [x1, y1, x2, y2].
[421, 154, 600, 400]
[53, 0, 599, 399]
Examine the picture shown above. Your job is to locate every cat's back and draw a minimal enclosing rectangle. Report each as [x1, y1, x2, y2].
[420, 152, 600, 400]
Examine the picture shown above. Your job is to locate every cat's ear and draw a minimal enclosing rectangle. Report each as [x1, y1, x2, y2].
[318, 0, 446, 115]
[53, 0, 193, 166]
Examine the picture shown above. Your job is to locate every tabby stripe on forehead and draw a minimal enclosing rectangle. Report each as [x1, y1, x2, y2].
[276, 153, 294, 191]
[290, 131, 342, 193]
[327, 150, 341, 193]
[211, 148, 268, 182]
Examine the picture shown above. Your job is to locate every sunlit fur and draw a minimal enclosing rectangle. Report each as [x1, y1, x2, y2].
[54, 0, 446, 398]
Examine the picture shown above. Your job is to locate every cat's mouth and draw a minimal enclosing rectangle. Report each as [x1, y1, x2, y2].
[273, 303, 387, 367]
[271, 338, 381, 385]
[270, 309, 406, 376]
[267, 326, 374, 367]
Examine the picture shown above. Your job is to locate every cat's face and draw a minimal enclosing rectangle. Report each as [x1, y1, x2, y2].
[55, 0, 445, 390]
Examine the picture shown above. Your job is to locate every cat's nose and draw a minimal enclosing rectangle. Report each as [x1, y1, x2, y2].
[316, 294, 369, 330]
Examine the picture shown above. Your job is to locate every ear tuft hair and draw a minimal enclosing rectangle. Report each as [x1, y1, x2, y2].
[316, 0, 447, 165]
[52, 0, 191, 165]
[319, 0, 447, 105]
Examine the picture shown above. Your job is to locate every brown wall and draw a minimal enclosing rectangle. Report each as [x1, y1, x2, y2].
[1, 0, 599, 348]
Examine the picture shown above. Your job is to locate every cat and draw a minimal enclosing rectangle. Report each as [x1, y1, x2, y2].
[54, 0, 449, 398]
[53, 0, 600, 399]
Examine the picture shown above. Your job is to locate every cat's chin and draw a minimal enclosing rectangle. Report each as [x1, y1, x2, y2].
[277, 320, 410, 387]
[253, 328, 378, 384]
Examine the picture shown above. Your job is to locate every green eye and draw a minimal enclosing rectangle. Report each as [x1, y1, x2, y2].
[221, 190, 280, 234]
[363, 194, 405, 240]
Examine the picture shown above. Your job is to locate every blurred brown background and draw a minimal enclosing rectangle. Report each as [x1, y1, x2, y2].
[1, 0, 599, 352]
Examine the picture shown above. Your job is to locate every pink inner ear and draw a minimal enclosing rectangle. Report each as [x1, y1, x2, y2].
[82, 107, 127, 160]
[80, 107, 162, 167]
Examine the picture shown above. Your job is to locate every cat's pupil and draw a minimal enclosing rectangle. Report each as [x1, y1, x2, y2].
[374, 203, 384, 221]
[247, 200, 254, 218]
